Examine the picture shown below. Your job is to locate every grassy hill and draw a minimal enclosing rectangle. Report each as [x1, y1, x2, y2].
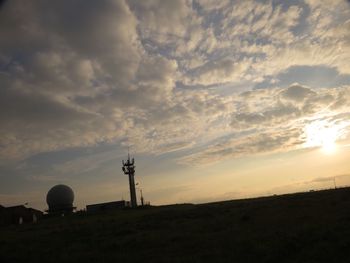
[1, 187, 350, 263]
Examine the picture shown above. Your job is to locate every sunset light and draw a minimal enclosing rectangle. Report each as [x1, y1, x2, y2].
[304, 120, 339, 154]
[1, 0, 350, 261]
[0, 0, 350, 214]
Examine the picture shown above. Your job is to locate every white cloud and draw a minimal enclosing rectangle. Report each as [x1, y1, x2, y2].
[179, 126, 304, 166]
[0, 0, 349, 166]
[129, 0, 191, 36]
[180, 84, 350, 165]
[184, 58, 251, 86]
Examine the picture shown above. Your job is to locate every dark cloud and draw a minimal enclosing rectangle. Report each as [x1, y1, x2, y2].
[280, 84, 316, 101]
[0, 85, 92, 125]
[0, 0, 183, 159]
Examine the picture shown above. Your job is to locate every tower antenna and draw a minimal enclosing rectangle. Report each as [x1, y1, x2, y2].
[122, 150, 137, 208]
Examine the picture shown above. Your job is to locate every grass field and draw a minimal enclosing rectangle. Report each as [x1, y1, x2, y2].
[1, 187, 350, 263]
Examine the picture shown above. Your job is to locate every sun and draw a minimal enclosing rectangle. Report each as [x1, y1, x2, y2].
[304, 120, 339, 154]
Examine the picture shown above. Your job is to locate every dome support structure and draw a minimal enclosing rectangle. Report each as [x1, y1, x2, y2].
[46, 184, 75, 215]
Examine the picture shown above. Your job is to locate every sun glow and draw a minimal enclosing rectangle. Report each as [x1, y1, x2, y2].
[304, 120, 340, 154]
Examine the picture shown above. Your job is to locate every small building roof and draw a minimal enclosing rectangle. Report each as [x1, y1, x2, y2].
[86, 200, 127, 212]
[4, 205, 43, 215]
[6, 205, 26, 210]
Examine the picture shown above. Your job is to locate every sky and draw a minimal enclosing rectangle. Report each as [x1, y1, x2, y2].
[1, 0, 350, 211]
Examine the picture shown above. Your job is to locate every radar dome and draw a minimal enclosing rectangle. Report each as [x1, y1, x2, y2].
[46, 184, 74, 214]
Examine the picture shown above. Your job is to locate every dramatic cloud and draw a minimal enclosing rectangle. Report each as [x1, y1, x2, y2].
[181, 84, 350, 165]
[0, 0, 350, 165]
[280, 84, 317, 101]
[1, 0, 350, 209]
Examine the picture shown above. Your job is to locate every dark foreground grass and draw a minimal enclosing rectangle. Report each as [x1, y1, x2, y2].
[1, 187, 350, 263]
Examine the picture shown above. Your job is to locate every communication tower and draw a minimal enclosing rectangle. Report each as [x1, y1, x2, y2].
[122, 153, 137, 208]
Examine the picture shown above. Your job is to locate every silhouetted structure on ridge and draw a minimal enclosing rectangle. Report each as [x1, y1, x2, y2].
[0, 205, 43, 225]
[122, 153, 137, 208]
[140, 189, 144, 206]
[86, 200, 128, 213]
[46, 184, 75, 215]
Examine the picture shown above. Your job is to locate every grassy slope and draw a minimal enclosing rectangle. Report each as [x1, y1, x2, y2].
[1, 188, 350, 263]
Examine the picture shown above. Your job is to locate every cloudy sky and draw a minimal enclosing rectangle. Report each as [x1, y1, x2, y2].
[1, 0, 350, 210]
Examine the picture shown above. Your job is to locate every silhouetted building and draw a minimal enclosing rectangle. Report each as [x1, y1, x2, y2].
[86, 200, 128, 213]
[46, 184, 75, 215]
[0, 205, 43, 226]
